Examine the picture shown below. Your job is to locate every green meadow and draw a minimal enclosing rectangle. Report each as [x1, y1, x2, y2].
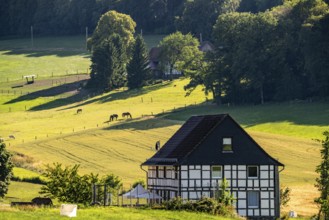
[0, 206, 235, 220]
[0, 36, 328, 217]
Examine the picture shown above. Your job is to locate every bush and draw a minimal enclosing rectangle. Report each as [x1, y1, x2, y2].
[161, 197, 236, 217]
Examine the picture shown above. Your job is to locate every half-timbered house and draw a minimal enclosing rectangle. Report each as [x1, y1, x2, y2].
[141, 114, 284, 219]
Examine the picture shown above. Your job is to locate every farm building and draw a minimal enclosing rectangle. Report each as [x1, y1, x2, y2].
[141, 114, 284, 219]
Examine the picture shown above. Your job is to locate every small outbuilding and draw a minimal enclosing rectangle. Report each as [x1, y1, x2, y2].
[24, 75, 36, 84]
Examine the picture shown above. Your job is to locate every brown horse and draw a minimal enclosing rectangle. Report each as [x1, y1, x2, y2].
[109, 114, 118, 121]
[122, 112, 132, 119]
[76, 108, 82, 114]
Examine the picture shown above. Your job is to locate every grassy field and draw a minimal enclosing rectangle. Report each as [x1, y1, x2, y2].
[0, 35, 164, 82]
[0, 206, 235, 220]
[1, 35, 328, 217]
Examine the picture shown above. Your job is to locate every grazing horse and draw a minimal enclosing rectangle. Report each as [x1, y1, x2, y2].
[122, 112, 132, 119]
[32, 197, 53, 206]
[76, 108, 82, 114]
[9, 135, 15, 139]
[109, 114, 118, 121]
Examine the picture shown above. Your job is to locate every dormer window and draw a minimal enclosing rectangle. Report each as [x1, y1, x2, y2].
[222, 137, 233, 152]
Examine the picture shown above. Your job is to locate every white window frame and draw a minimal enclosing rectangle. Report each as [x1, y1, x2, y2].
[211, 166, 222, 179]
[247, 166, 258, 178]
[222, 137, 233, 152]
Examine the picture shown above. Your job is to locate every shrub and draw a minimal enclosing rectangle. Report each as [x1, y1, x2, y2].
[161, 196, 236, 217]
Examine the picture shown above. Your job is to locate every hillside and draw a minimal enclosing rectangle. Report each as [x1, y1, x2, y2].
[1, 77, 328, 215]
[1, 36, 329, 217]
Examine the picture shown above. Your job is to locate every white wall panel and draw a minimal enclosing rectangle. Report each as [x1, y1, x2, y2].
[189, 170, 201, 179]
[202, 171, 210, 178]
[238, 180, 246, 187]
[260, 171, 269, 179]
[238, 191, 246, 198]
[261, 200, 269, 208]
[202, 180, 210, 187]
[238, 200, 246, 208]
[238, 165, 246, 170]
[261, 209, 269, 216]
[261, 191, 269, 199]
[225, 171, 231, 179]
[238, 209, 246, 216]
[260, 165, 268, 171]
[202, 165, 210, 170]
[181, 171, 187, 179]
[260, 180, 268, 187]
[238, 171, 246, 178]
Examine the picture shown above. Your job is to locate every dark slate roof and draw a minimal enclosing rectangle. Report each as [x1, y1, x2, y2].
[142, 114, 284, 167]
[142, 114, 226, 166]
[149, 47, 162, 61]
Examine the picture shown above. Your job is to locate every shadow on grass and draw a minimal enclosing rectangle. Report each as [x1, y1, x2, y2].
[162, 101, 329, 127]
[6, 81, 172, 111]
[5, 79, 89, 105]
[2, 49, 90, 58]
[103, 116, 182, 132]
[59, 81, 173, 111]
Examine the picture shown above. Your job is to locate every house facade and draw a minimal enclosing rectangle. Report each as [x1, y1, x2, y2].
[141, 114, 284, 219]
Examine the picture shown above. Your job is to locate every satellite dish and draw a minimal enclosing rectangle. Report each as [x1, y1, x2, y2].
[155, 141, 160, 151]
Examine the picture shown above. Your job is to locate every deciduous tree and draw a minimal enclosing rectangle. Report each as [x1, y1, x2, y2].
[159, 32, 202, 79]
[315, 131, 329, 219]
[0, 142, 13, 198]
[87, 10, 136, 51]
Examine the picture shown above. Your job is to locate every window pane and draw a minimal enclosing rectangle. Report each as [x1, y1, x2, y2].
[212, 166, 222, 178]
[223, 138, 232, 145]
[248, 191, 259, 207]
[248, 166, 258, 178]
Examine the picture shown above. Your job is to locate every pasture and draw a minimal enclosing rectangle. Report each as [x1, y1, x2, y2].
[0, 35, 328, 217]
[0, 35, 164, 82]
[0, 206, 235, 220]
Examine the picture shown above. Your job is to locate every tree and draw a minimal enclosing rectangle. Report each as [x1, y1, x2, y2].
[87, 10, 136, 51]
[88, 40, 119, 90]
[87, 10, 135, 91]
[102, 174, 122, 192]
[315, 131, 329, 220]
[40, 163, 100, 204]
[127, 35, 151, 89]
[0, 142, 13, 198]
[159, 32, 202, 79]
[216, 178, 235, 206]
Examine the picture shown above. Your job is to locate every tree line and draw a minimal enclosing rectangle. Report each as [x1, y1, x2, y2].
[185, 0, 329, 104]
[0, 0, 281, 38]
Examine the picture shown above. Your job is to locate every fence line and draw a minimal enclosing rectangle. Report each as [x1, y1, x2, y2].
[0, 70, 89, 84]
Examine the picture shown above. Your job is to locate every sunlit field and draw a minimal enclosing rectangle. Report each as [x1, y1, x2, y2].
[1, 35, 328, 217]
